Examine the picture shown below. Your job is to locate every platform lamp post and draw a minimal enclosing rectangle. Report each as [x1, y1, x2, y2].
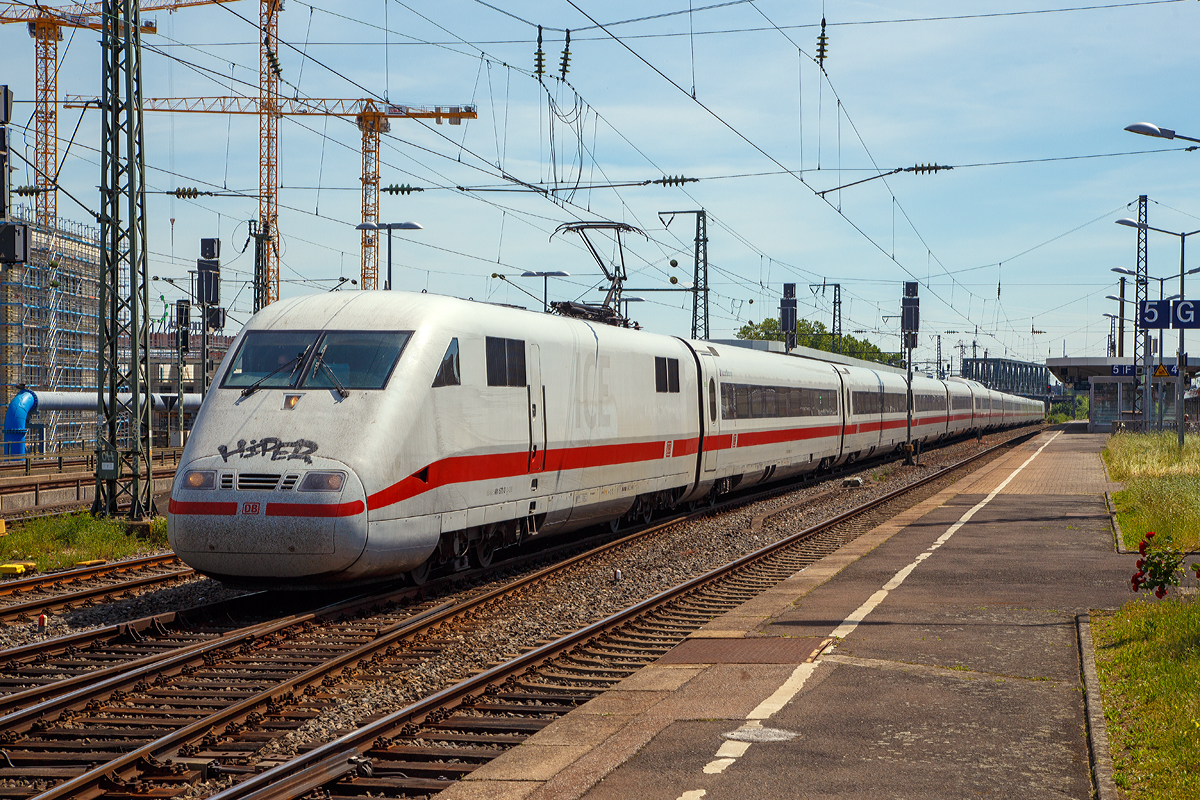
[621, 295, 645, 318]
[1116, 218, 1200, 447]
[357, 221, 422, 290]
[520, 271, 570, 312]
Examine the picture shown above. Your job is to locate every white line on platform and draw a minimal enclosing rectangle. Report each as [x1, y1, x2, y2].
[830, 430, 1061, 641]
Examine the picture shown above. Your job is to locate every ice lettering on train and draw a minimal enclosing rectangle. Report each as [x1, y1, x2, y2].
[217, 438, 319, 464]
[575, 351, 614, 433]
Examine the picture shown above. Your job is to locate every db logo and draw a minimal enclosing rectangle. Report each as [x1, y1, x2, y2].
[241, 502, 261, 515]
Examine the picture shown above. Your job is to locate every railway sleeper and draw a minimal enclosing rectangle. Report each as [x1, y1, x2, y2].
[369, 743, 505, 761]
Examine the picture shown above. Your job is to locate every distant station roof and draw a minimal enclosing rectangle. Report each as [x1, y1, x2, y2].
[1046, 356, 1200, 385]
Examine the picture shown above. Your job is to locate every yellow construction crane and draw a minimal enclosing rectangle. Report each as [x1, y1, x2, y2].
[0, 1, 233, 229]
[121, 96, 477, 295]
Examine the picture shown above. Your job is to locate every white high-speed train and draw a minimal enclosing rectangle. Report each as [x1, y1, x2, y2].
[168, 291, 1043, 588]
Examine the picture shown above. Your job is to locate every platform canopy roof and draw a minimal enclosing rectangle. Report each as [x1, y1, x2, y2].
[1046, 356, 1200, 385]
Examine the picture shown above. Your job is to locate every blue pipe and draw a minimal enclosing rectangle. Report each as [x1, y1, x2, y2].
[3, 390, 37, 456]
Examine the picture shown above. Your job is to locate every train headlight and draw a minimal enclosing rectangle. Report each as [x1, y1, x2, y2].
[298, 471, 345, 492]
[183, 470, 216, 490]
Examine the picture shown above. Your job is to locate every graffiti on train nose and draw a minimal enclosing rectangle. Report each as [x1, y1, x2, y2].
[218, 438, 319, 464]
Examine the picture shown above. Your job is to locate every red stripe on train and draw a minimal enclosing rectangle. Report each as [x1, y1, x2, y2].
[266, 501, 365, 518]
[167, 499, 238, 516]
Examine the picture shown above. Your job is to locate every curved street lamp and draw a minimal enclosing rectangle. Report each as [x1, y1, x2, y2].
[1124, 122, 1200, 145]
[357, 221, 422, 290]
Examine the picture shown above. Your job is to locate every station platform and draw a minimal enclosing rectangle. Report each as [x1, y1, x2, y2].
[442, 425, 1132, 800]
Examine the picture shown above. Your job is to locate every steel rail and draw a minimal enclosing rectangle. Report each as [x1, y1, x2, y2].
[204, 428, 1042, 800]
[0, 553, 184, 598]
[0, 595, 279, 716]
[0, 565, 195, 624]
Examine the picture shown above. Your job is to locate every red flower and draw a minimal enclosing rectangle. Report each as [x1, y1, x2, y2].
[1147, 531, 1156, 539]
[1136, 559, 1145, 570]
[1139, 541, 1149, 555]
[1155, 587, 1167, 599]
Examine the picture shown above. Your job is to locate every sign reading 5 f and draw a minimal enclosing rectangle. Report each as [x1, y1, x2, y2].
[1140, 300, 1171, 329]
[1171, 300, 1200, 329]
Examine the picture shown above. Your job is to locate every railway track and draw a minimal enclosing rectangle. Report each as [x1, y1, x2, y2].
[0, 427, 1039, 800]
[0, 554, 195, 626]
[0, 449, 182, 480]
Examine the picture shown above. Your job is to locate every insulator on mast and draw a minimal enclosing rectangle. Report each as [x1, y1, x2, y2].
[534, 25, 546, 77]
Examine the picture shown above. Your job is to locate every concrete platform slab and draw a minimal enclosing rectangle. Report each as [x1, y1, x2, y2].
[658, 636, 825, 664]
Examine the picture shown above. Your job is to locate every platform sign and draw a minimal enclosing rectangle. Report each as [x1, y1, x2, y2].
[1140, 300, 1171, 329]
[1152, 364, 1179, 378]
[1111, 364, 1136, 377]
[1171, 300, 1200, 329]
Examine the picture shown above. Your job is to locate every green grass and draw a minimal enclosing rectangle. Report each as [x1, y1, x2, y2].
[0, 514, 168, 573]
[1104, 433, 1200, 552]
[1094, 601, 1200, 799]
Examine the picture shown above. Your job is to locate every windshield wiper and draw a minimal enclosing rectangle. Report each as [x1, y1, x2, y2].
[240, 348, 308, 397]
[312, 345, 349, 399]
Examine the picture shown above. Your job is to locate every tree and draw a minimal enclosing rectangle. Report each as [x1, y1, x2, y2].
[736, 317, 903, 367]
[735, 318, 784, 341]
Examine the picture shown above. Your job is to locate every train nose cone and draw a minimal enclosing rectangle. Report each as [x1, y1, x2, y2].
[167, 456, 368, 585]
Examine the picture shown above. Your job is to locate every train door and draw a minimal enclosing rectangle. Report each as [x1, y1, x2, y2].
[834, 368, 848, 461]
[527, 344, 545, 472]
[699, 352, 721, 478]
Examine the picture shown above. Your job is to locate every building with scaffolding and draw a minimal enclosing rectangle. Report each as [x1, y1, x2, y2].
[0, 206, 236, 452]
[1, 205, 101, 451]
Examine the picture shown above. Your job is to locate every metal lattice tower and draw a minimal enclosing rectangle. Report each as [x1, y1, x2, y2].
[30, 17, 56, 229]
[1132, 194, 1148, 416]
[832, 283, 842, 354]
[358, 103, 386, 289]
[260, 0, 282, 306]
[94, 0, 154, 518]
[691, 210, 709, 340]
[936, 335, 943, 379]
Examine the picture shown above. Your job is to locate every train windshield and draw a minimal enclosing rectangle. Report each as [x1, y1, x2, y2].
[222, 330, 412, 390]
[222, 331, 320, 389]
[304, 331, 411, 390]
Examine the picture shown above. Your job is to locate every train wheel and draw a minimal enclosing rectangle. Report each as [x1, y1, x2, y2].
[638, 497, 653, 525]
[408, 556, 433, 586]
[609, 515, 623, 534]
[471, 526, 499, 569]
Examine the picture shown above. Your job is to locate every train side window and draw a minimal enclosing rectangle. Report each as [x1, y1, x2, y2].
[709, 379, 717, 422]
[655, 357, 681, 393]
[432, 338, 460, 387]
[506, 339, 526, 386]
[486, 336, 526, 387]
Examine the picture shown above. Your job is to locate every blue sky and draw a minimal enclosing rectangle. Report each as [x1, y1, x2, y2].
[2, 0, 1198, 373]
